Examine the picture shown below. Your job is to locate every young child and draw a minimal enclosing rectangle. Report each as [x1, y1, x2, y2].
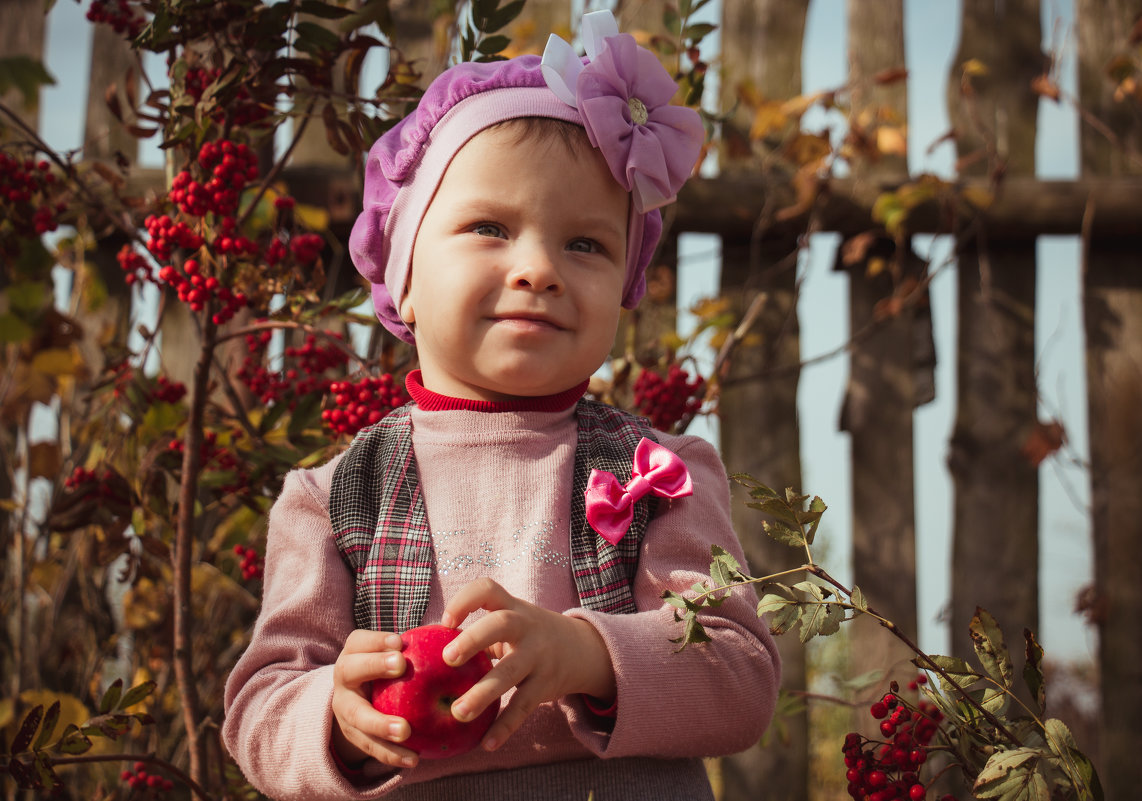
[223, 11, 780, 800]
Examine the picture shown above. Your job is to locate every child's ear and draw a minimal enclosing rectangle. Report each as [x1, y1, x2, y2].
[398, 293, 415, 325]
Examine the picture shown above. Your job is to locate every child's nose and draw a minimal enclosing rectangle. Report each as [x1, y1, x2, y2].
[507, 243, 564, 294]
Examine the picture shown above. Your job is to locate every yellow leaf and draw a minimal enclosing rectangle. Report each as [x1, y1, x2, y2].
[876, 125, 908, 156]
[962, 58, 989, 77]
[294, 203, 330, 233]
[31, 348, 78, 377]
[961, 186, 995, 210]
[749, 100, 789, 140]
[780, 91, 825, 120]
[866, 256, 887, 278]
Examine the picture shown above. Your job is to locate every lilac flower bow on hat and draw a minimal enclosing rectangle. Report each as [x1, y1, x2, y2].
[585, 438, 693, 545]
[541, 10, 706, 214]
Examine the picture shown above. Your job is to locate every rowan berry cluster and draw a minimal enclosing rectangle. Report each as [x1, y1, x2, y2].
[0, 153, 63, 253]
[237, 330, 349, 407]
[157, 258, 248, 323]
[86, 0, 146, 40]
[65, 467, 112, 494]
[150, 375, 187, 404]
[323, 374, 409, 436]
[143, 213, 203, 261]
[843, 676, 953, 801]
[120, 762, 174, 796]
[117, 245, 154, 285]
[233, 544, 264, 581]
[170, 140, 259, 219]
[632, 364, 706, 431]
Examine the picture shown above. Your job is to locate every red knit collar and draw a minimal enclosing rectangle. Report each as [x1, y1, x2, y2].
[405, 370, 588, 413]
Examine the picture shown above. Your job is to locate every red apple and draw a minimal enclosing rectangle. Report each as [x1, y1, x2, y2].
[370, 624, 498, 760]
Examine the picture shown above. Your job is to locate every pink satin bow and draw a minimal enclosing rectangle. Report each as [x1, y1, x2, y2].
[585, 438, 693, 545]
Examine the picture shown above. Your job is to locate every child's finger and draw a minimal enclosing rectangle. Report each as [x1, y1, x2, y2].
[334, 649, 406, 689]
[450, 647, 530, 723]
[343, 629, 403, 655]
[440, 577, 515, 629]
[478, 679, 543, 752]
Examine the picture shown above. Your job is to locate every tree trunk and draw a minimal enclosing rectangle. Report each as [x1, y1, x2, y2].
[717, 3, 810, 799]
[841, 2, 926, 744]
[947, 0, 1042, 667]
[1076, 2, 1142, 798]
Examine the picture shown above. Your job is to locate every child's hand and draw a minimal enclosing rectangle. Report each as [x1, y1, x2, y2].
[331, 630, 420, 770]
[439, 578, 617, 752]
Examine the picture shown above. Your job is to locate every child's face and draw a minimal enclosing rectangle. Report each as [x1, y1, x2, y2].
[400, 124, 629, 401]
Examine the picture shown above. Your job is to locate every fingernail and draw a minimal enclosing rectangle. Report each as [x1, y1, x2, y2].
[401, 755, 417, 768]
[385, 653, 401, 671]
[483, 736, 499, 751]
[388, 722, 404, 740]
[442, 646, 457, 665]
[384, 634, 402, 650]
[452, 702, 470, 722]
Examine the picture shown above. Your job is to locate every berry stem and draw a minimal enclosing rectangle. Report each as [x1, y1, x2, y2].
[172, 311, 218, 788]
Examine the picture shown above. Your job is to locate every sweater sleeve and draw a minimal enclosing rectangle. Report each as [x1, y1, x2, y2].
[560, 434, 781, 758]
[221, 460, 400, 800]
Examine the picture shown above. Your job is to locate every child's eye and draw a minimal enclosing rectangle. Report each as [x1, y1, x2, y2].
[472, 222, 505, 238]
[567, 238, 601, 254]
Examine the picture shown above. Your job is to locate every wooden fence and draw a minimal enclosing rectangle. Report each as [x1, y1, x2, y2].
[7, 0, 1141, 799]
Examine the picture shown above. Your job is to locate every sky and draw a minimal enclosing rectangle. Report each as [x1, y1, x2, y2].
[34, 0, 1095, 665]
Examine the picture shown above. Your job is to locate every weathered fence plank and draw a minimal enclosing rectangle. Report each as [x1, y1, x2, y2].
[716, 1, 810, 800]
[947, 0, 1042, 670]
[1076, 1, 1142, 798]
[841, 0, 923, 741]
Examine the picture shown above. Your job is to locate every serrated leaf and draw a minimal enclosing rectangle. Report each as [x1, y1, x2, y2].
[762, 520, 805, 548]
[792, 580, 827, 601]
[32, 701, 60, 751]
[1042, 718, 1077, 758]
[917, 653, 981, 693]
[973, 748, 1047, 801]
[12, 705, 43, 754]
[799, 601, 831, 643]
[971, 607, 1015, 689]
[768, 601, 803, 636]
[850, 585, 868, 611]
[757, 593, 793, 617]
[1023, 629, 1045, 716]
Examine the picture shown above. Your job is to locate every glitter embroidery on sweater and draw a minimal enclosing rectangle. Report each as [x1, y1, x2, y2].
[433, 520, 570, 575]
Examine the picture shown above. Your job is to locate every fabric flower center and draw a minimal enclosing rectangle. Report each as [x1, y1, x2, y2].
[627, 96, 649, 126]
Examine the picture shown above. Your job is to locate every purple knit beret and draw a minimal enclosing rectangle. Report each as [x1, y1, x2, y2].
[349, 14, 704, 344]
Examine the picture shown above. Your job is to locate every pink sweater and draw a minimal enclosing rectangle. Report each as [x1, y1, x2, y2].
[222, 387, 780, 800]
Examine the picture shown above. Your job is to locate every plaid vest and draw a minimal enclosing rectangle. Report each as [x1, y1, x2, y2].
[329, 399, 657, 633]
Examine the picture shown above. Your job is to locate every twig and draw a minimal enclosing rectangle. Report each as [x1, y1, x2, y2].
[46, 753, 210, 801]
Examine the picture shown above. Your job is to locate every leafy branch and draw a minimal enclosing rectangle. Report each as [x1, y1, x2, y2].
[665, 475, 1103, 801]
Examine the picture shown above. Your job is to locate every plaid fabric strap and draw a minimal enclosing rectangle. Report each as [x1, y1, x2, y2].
[330, 405, 433, 634]
[330, 400, 656, 632]
[568, 399, 657, 614]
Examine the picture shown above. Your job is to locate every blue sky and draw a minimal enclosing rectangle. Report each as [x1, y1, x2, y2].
[36, 0, 1095, 664]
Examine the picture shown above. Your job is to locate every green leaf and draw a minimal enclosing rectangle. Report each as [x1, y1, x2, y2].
[12, 705, 43, 754]
[118, 680, 157, 710]
[849, 585, 868, 611]
[1023, 628, 1045, 716]
[0, 313, 35, 344]
[32, 701, 60, 751]
[487, 0, 525, 32]
[98, 679, 124, 715]
[294, 21, 343, 55]
[56, 724, 92, 755]
[0, 56, 56, 111]
[1040, 720, 1103, 801]
[476, 34, 511, 55]
[710, 545, 744, 586]
[757, 592, 792, 617]
[298, 0, 354, 18]
[970, 607, 1015, 689]
[973, 748, 1049, 801]
[663, 5, 681, 35]
[683, 22, 717, 43]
